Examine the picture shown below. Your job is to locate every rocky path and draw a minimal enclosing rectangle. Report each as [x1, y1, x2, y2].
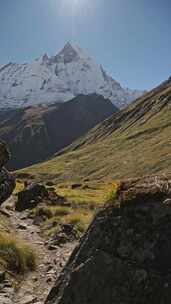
[1, 197, 77, 304]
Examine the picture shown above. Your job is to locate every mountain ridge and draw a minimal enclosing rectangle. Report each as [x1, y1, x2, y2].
[0, 94, 117, 169]
[56, 76, 171, 154]
[0, 43, 143, 109]
[20, 77, 171, 182]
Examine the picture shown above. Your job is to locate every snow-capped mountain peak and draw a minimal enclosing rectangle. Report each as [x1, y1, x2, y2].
[0, 43, 144, 108]
[58, 42, 90, 59]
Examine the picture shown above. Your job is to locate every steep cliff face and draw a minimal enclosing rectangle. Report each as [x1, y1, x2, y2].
[46, 174, 171, 304]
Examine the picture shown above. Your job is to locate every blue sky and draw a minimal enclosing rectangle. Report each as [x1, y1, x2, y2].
[0, 0, 171, 90]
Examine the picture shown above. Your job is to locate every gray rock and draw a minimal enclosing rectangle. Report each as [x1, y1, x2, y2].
[17, 223, 28, 230]
[45, 175, 171, 304]
[163, 198, 171, 205]
[15, 184, 48, 211]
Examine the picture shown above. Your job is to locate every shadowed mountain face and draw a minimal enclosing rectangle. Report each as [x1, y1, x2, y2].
[0, 94, 117, 169]
[21, 77, 171, 182]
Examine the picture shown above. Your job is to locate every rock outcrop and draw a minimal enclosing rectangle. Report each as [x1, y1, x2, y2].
[46, 174, 171, 304]
[16, 183, 49, 211]
[0, 141, 15, 205]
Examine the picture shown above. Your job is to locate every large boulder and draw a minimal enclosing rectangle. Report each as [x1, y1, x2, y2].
[16, 183, 48, 211]
[46, 174, 171, 304]
[0, 141, 15, 205]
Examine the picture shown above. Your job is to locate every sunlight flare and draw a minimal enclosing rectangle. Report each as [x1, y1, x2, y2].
[58, 0, 88, 16]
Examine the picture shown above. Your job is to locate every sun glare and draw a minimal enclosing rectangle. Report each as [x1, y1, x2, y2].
[73, 0, 80, 5]
[59, 0, 87, 16]
[70, 0, 85, 13]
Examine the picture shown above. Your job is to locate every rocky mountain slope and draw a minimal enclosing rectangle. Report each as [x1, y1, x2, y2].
[0, 42, 143, 109]
[21, 77, 171, 182]
[46, 174, 171, 304]
[0, 94, 117, 169]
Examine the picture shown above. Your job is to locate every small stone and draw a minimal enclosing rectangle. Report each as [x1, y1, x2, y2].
[17, 223, 28, 230]
[3, 280, 12, 288]
[21, 295, 37, 304]
[47, 277, 53, 284]
[46, 181, 55, 187]
[47, 269, 55, 275]
[163, 199, 171, 205]
[47, 245, 58, 251]
[32, 276, 38, 282]
[46, 265, 53, 272]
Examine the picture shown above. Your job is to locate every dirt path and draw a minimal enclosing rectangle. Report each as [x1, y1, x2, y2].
[2, 197, 77, 304]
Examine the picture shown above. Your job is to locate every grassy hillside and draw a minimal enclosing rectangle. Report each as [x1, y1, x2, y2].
[19, 78, 171, 184]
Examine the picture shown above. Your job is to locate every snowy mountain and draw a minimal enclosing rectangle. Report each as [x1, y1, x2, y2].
[0, 43, 143, 108]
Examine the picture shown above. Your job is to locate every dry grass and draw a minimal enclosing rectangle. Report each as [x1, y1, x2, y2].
[13, 179, 25, 194]
[0, 232, 36, 274]
[36, 182, 118, 239]
[0, 213, 11, 232]
[63, 210, 93, 233]
[32, 206, 71, 219]
[14, 179, 118, 240]
[41, 209, 93, 238]
[37, 207, 93, 237]
[55, 181, 116, 208]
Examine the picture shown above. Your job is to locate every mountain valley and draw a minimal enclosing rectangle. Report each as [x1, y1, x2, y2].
[20, 77, 171, 184]
[0, 74, 170, 303]
[1, 0, 171, 302]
